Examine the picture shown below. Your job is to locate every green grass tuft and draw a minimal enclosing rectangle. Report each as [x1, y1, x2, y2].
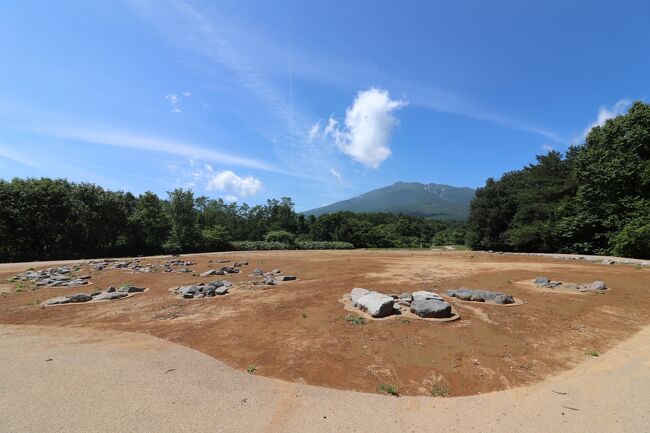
[345, 314, 366, 326]
[378, 383, 399, 396]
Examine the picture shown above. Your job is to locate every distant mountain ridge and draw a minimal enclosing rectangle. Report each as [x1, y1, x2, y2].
[305, 181, 475, 219]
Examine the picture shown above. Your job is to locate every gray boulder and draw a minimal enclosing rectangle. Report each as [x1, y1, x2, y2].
[446, 289, 457, 297]
[534, 277, 550, 285]
[410, 299, 453, 318]
[118, 285, 145, 293]
[494, 294, 515, 305]
[251, 268, 264, 276]
[455, 289, 473, 301]
[350, 288, 370, 303]
[354, 292, 395, 318]
[68, 293, 93, 303]
[582, 280, 607, 291]
[215, 285, 229, 295]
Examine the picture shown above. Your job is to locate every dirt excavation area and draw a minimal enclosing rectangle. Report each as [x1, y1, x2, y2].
[1, 250, 649, 398]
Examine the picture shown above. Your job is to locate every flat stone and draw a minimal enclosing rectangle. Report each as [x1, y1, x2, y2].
[581, 281, 607, 291]
[412, 291, 443, 301]
[410, 299, 453, 318]
[215, 286, 229, 295]
[354, 292, 395, 318]
[251, 268, 264, 276]
[276, 275, 296, 282]
[93, 292, 128, 301]
[46, 296, 70, 305]
[200, 270, 217, 277]
[350, 288, 370, 303]
[233, 261, 248, 267]
[118, 285, 145, 293]
[534, 277, 550, 285]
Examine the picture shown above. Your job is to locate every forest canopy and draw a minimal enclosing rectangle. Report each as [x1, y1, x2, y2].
[467, 101, 650, 258]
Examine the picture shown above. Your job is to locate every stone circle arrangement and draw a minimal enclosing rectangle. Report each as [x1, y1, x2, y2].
[174, 280, 233, 299]
[44, 283, 147, 306]
[348, 288, 457, 320]
[250, 268, 297, 286]
[446, 288, 516, 304]
[12, 266, 91, 288]
[533, 277, 607, 292]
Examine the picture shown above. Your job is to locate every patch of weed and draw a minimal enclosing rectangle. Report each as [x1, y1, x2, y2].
[120, 282, 134, 289]
[345, 314, 366, 326]
[378, 383, 399, 396]
[246, 365, 257, 374]
[430, 384, 449, 397]
[585, 350, 599, 357]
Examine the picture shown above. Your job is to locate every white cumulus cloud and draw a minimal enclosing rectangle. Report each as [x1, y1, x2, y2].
[206, 170, 262, 197]
[325, 88, 407, 168]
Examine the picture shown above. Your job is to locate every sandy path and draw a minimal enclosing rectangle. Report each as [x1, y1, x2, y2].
[1, 324, 648, 433]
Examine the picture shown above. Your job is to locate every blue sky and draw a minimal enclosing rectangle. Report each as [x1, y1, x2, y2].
[0, 0, 648, 210]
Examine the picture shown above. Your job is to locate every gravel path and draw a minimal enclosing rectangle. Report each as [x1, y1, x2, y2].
[1, 323, 648, 433]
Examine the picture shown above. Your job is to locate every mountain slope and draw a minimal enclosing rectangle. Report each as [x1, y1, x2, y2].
[305, 182, 475, 219]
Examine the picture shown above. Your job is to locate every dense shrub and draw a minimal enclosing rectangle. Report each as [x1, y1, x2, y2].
[229, 241, 294, 251]
[264, 230, 296, 244]
[295, 241, 354, 250]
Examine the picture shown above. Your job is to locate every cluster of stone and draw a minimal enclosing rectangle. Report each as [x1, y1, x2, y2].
[88, 258, 197, 273]
[12, 267, 90, 288]
[446, 288, 515, 304]
[174, 280, 232, 299]
[534, 277, 607, 292]
[45, 284, 145, 305]
[200, 266, 241, 277]
[349, 288, 453, 319]
[250, 268, 297, 286]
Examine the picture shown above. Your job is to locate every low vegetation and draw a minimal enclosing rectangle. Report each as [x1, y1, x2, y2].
[377, 383, 399, 396]
[345, 314, 366, 326]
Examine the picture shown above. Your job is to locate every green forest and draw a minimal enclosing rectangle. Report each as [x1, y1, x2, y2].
[0, 180, 460, 262]
[1, 102, 648, 261]
[468, 101, 650, 258]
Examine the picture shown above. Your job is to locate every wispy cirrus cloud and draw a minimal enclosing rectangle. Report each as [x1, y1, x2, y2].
[41, 124, 284, 174]
[128, 0, 335, 178]
[165, 91, 191, 113]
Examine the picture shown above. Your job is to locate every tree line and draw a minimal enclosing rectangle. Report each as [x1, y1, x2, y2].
[0, 179, 462, 262]
[467, 101, 650, 259]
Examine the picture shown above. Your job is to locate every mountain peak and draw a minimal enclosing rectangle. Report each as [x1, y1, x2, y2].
[305, 182, 475, 219]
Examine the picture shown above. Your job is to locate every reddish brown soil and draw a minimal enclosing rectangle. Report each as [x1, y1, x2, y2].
[1, 250, 648, 397]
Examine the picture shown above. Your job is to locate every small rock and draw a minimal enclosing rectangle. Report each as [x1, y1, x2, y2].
[276, 275, 296, 282]
[534, 277, 550, 285]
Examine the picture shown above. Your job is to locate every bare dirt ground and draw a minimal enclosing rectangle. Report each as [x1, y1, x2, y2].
[1, 250, 649, 398]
